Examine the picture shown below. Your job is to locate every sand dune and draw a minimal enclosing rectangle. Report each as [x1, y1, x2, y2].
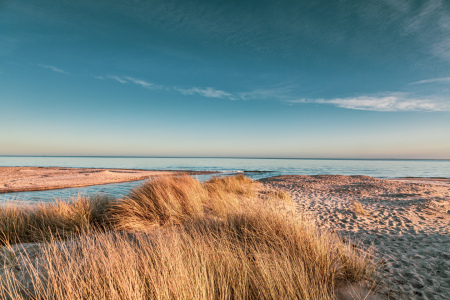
[260, 175, 450, 300]
[0, 167, 213, 193]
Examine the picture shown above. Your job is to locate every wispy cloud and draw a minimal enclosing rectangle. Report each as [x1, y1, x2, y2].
[100, 73, 450, 112]
[174, 85, 299, 101]
[105, 74, 233, 99]
[106, 75, 158, 89]
[37, 64, 69, 75]
[409, 77, 450, 85]
[289, 93, 450, 112]
[401, 1, 450, 63]
[237, 86, 294, 101]
[103, 75, 255, 100]
[124, 76, 156, 89]
[107, 75, 127, 84]
[174, 87, 235, 99]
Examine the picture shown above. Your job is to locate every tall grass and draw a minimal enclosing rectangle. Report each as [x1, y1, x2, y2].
[0, 196, 111, 246]
[110, 176, 207, 230]
[0, 175, 378, 299]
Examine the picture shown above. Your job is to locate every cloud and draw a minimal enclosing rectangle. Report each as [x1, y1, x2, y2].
[37, 64, 69, 74]
[105, 75, 234, 99]
[124, 76, 156, 89]
[105, 75, 159, 89]
[99, 73, 450, 111]
[107, 75, 127, 84]
[237, 86, 294, 101]
[105, 75, 291, 101]
[175, 85, 295, 101]
[289, 93, 450, 112]
[401, 1, 450, 63]
[174, 87, 235, 99]
[410, 77, 450, 85]
[431, 37, 450, 62]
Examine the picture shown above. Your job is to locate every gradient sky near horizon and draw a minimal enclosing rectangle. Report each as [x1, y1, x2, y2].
[1, 0, 450, 159]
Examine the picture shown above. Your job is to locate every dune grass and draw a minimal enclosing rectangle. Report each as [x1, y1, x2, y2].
[110, 175, 207, 231]
[351, 200, 370, 216]
[0, 195, 111, 246]
[0, 175, 378, 300]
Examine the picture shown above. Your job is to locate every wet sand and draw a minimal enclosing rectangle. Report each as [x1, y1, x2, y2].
[0, 167, 214, 194]
[260, 175, 450, 300]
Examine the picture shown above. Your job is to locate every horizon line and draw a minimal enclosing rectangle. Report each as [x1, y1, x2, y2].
[0, 155, 449, 161]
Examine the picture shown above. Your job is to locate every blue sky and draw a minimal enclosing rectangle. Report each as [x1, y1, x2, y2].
[1, 0, 449, 158]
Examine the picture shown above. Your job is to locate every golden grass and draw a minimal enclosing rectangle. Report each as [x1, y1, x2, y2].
[110, 176, 207, 231]
[0, 175, 378, 300]
[203, 174, 256, 217]
[205, 173, 256, 197]
[351, 200, 370, 216]
[0, 196, 112, 246]
[260, 189, 293, 203]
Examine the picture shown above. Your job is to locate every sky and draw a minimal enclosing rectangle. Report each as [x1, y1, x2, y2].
[1, 0, 450, 159]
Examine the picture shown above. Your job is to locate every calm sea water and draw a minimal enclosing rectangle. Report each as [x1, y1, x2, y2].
[1, 156, 449, 203]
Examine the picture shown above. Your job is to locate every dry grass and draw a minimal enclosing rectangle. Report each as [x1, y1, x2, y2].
[205, 174, 256, 197]
[0, 196, 111, 246]
[260, 189, 293, 203]
[203, 174, 256, 217]
[0, 175, 378, 300]
[110, 176, 207, 231]
[351, 200, 370, 216]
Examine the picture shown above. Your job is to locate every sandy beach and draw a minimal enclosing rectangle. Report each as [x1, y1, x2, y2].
[1, 170, 449, 299]
[0, 167, 213, 194]
[261, 175, 450, 300]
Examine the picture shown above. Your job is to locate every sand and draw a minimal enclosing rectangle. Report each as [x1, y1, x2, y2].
[260, 175, 450, 300]
[0, 167, 213, 194]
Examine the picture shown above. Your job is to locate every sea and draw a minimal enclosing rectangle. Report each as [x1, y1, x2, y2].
[1, 156, 449, 203]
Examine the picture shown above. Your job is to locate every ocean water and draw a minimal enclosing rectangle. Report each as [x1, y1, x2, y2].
[1, 156, 449, 203]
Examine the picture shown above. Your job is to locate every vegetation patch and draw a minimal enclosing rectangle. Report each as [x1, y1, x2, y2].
[0, 175, 378, 300]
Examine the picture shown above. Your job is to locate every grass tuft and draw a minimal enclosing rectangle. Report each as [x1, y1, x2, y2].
[261, 189, 293, 203]
[110, 175, 207, 230]
[0, 195, 112, 246]
[352, 200, 370, 216]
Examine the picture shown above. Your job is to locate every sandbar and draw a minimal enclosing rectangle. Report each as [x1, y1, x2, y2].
[0, 167, 214, 194]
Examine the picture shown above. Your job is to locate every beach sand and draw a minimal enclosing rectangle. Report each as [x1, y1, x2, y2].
[260, 175, 450, 300]
[0, 167, 213, 194]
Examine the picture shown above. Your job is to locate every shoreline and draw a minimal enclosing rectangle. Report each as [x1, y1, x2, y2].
[2, 166, 450, 194]
[0, 167, 216, 194]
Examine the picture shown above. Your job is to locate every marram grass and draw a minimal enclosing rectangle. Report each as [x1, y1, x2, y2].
[0, 175, 378, 300]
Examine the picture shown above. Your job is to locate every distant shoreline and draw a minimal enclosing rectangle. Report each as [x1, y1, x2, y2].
[0, 167, 216, 194]
[0, 155, 449, 161]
